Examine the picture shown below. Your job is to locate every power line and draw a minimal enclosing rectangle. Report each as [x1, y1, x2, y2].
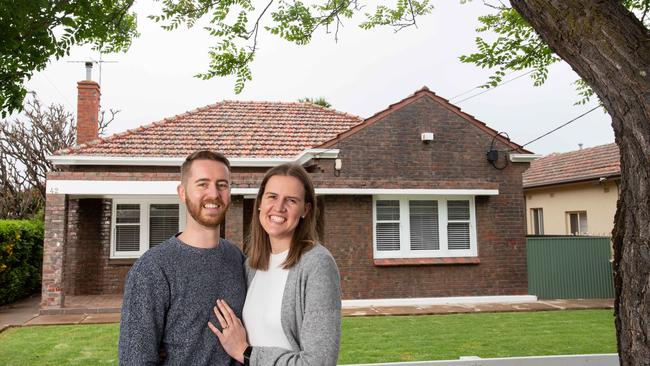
[449, 69, 522, 101]
[519, 105, 600, 149]
[447, 69, 602, 148]
[451, 70, 534, 104]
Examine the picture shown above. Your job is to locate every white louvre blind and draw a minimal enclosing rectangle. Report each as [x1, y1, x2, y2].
[448, 200, 470, 250]
[376, 200, 400, 251]
[115, 204, 140, 252]
[149, 204, 179, 248]
[409, 200, 439, 250]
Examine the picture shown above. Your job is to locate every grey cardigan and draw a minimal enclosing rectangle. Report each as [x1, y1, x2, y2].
[246, 243, 342, 366]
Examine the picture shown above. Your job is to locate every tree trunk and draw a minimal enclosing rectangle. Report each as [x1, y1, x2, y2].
[509, 1, 650, 365]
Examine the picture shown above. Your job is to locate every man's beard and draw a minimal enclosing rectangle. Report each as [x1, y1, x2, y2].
[185, 195, 229, 228]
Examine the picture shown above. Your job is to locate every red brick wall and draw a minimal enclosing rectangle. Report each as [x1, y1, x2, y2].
[316, 96, 530, 298]
[76, 81, 100, 144]
[61, 199, 134, 295]
[42, 194, 68, 308]
[225, 196, 244, 250]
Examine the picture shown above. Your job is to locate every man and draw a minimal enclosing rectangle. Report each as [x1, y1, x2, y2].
[119, 150, 246, 365]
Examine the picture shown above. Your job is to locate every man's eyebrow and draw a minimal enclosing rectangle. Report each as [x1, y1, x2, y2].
[193, 178, 229, 184]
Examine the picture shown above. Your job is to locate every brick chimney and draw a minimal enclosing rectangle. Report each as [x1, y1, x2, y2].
[76, 62, 100, 145]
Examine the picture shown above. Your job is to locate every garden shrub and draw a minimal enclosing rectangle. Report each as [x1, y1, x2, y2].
[0, 219, 44, 305]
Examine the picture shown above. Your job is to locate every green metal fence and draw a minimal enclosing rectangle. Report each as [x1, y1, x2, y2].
[526, 236, 614, 299]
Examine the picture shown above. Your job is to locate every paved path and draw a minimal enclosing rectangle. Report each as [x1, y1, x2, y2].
[0, 295, 40, 332]
[0, 297, 614, 331]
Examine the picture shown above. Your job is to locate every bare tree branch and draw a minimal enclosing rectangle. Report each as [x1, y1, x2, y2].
[0, 95, 116, 218]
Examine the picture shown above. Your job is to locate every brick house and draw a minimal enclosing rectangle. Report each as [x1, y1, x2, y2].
[41, 76, 537, 311]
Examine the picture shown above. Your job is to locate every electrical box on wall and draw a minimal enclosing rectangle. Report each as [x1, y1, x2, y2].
[421, 132, 434, 142]
[487, 149, 499, 162]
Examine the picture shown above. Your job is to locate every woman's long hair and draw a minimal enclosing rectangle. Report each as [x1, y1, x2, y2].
[247, 163, 318, 270]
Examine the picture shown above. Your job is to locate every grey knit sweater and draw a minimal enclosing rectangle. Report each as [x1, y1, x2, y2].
[118, 235, 246, 366]
[246, 243, 342, 366]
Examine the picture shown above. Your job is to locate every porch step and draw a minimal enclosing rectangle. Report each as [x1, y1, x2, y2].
[39, 307, 120, 315]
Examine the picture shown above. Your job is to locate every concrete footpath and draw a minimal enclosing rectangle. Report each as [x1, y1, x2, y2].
[0, 297, 614, 332]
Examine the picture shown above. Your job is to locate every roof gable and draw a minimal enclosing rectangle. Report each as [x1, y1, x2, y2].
[318, 86, 530, 153]
[523, 143, 620, 188]
[55, 101, 363, 158]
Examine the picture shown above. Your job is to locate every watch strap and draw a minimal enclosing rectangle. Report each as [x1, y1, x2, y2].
[243, 345, 253, 366]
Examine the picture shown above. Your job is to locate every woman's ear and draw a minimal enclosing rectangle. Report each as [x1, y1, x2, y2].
[302, 202, 312, 218]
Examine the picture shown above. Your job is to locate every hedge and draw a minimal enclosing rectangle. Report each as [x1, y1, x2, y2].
[0, 219, 44, 305]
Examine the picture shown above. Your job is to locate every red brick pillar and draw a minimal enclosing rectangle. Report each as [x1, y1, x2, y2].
[225, 196, 244, 249]
[76, 80, 100, 144]
[41, 194, 68, 309]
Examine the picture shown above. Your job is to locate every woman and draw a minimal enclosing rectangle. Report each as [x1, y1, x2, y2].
[208, 163, 342, 365]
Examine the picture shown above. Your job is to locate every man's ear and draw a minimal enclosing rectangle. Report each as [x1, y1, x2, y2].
[177, 183, 186, 203]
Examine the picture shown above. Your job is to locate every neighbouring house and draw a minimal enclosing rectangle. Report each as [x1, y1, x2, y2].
[41, 69, 537, 311]
[522, 143, 620, 236]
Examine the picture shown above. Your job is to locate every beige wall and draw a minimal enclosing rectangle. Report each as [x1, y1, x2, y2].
[525, 180, 619, 236]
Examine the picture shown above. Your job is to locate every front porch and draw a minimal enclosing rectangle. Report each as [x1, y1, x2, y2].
[39, 295, 122, 315]
[36, 294, 614, 316]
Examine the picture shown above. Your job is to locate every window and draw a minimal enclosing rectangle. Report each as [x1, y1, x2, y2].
[531, 208, 544, 235]
[567, 211, 588, 235]
[373, 196, 477, 258]
[111, 199, 185, 258]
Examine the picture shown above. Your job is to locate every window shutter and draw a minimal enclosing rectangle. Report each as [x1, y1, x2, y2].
[447, 200, 470, 250]
[376, 200, 400, 220]
[116, 204, 140, 224]
[116, 204, 140, 252]
[409, 200, 439, 250]
[116, 226, 140, 251]
[376, 223, 400, 251]
[376, 200, 400, 251]
[149, 204, 179, 248]
[448, 223, 470, 250]
[448, 200, 470, 220]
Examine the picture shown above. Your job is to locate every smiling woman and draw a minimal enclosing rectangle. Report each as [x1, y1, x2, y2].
[208, 163, 342, 366]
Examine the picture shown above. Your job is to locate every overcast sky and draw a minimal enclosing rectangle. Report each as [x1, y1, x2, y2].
[24, 0, 614, 156]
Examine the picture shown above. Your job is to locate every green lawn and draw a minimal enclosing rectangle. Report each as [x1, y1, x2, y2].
[0, 310, 616, 365]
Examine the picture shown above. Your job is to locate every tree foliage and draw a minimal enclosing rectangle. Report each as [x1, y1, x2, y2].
[0, 96, 115, 219]
[148, 0, 432, 93]
[0, 0, 138, 117]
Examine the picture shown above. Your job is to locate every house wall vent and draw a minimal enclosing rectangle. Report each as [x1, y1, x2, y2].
[421, 132, 434, 142]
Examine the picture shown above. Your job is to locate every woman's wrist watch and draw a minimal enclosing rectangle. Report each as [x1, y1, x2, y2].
[243, 345, 253, 365]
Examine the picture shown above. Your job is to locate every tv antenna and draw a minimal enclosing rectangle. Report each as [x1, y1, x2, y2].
[67, 52, 117, 86]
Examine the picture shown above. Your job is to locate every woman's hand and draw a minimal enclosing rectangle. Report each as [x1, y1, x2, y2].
[208, 299, 249, 363]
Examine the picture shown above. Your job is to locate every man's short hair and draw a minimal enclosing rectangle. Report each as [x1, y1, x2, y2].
[181, 150, 231, 183]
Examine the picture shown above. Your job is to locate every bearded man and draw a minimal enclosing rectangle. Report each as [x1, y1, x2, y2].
[119, 150, 246, 365]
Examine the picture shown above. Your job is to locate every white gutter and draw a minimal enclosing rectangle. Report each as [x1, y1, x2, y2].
[46, 180, 499, 196]
[47, 148, 340, 167]
[509, 153, 541, 163]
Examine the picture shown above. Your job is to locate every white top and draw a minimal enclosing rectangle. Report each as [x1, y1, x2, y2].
[242, 250, 292, 350]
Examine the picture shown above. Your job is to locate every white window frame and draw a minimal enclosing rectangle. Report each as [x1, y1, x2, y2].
[531, 208, 544, 235]
[566, 210, 588, 235]
[111, 197, 186, 259]
[373, 195, 478, 259]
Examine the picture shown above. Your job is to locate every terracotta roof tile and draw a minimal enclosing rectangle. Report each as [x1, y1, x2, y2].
[56, 101, 363, 158]
[523, 143, 620, 188]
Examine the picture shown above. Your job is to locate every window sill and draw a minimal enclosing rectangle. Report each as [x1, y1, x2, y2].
[373, 257, 480, 266]
[108, 258, 138, 265]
